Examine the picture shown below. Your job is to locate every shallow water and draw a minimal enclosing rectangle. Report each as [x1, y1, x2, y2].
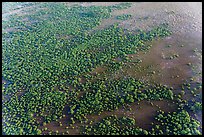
[121, 32, 202, 89]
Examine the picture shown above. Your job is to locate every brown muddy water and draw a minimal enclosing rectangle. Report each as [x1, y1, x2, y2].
[120, 32, 202, 89]
[2, 2, 202, 135]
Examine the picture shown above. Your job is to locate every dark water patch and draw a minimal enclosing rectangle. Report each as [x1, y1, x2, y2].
[2, 77, 12, 89]
[15, 90, 26, 99]
[2, 77, 14, 103]
[113, 57, 123, 62]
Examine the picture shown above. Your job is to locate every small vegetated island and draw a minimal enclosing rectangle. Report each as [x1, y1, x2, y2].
[116, 14, 132, 20]
[2, 2, 202, 135]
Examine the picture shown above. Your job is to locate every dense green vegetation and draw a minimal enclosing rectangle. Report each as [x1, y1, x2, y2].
[2, 2, 171, 97]
[107, 2, 132, 10]
[116, 14, 132, 20]
[190, 102, 202, 112]
[152, 110, 201, 135]
[2, 2, 201, 135]
[81, 115, 148, 135]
